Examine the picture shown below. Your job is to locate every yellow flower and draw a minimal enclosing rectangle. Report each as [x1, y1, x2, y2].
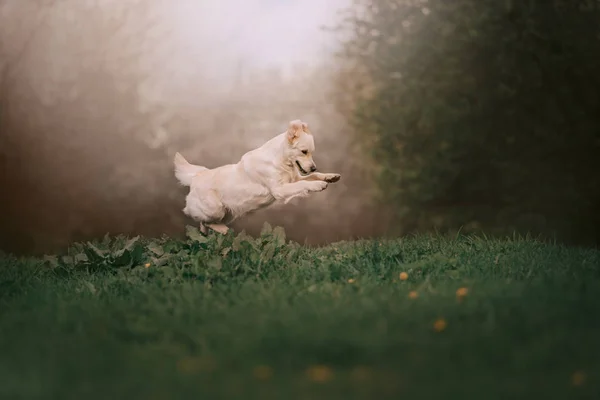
[433, 318, 447, 332]
[399, 272, 408, 281]
[348, 278, 356, 284]
[408, 291, 418, 299]
[572, 371, 586, 386]
[306, 365, 334, 383]
[144, 263, 151, 268]
[253, 365, 273, 381]
[176, 356, 215, 374]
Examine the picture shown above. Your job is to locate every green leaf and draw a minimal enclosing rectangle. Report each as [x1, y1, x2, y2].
[74, 253, 88, 263]
[83, 243, 107, 263]
[59, 255, 74, 266]
[101, 233, 112, 247]
[176, 249, 190, 259]
[122, 236, 141, 251]
[261, 242, 276, 262]
[286, 248, 298, 262]
[232, 230, 252, 251]
[110, 236, 144, 268]
[206, 256, 222, 271]
[151, 254, 171, 267]
[260, 221, 273, 236]
[163, 240, 181, 254]
[113, 249, 132, 267]
[272, 226, 286, 248]
[147, 242, 165, 257]
[186, 225, 208, 243]
[216, 234, 225, 248]
[221, 247, 231, 257]
[42, 255, 59, 268]
[130, 244, 144, 266]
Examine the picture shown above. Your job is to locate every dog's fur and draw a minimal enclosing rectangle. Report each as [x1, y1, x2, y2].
[173, 119, 341, 235]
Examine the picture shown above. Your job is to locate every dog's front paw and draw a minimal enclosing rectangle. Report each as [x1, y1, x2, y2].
[308, 181, 328, 192]
[324, 173, 341, 183]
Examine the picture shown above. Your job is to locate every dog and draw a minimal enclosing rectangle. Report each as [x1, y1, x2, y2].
[173, 119, 341, 235]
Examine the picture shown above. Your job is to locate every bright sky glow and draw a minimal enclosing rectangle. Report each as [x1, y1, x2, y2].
[171, 0, 349, 77]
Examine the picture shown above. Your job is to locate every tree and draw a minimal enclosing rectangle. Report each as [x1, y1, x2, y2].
[334, 0, 600, 245]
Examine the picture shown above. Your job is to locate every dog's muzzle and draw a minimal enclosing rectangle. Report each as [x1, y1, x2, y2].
[296, 161, 316, 175]
[296, 161, 308, 175]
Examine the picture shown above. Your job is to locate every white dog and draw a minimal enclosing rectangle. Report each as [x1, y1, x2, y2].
[173, 119, 341, 235]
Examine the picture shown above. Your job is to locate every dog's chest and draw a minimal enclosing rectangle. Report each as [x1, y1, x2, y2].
[278, 166, 297, 185]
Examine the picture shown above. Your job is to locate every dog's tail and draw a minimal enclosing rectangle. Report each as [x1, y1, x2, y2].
[174, 152, 208, 186]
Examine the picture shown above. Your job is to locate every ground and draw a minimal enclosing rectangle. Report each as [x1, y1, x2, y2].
[1, 225, 599, 399]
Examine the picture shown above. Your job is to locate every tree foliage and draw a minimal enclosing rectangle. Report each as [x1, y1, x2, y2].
[335, 0, 600, 244]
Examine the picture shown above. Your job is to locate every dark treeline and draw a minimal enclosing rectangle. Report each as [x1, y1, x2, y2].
[335, 0, 600, 246]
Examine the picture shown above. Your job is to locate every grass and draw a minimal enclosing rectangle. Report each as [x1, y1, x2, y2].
[1, 224, 599, 399]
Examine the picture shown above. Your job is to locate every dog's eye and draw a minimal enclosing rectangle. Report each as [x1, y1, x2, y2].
[301, 150, 308, 155]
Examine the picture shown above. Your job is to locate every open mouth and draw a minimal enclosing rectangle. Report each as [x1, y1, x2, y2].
[295, 160, 309, 175]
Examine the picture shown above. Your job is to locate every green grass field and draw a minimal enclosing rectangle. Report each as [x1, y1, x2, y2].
[1, 224, 599, 399]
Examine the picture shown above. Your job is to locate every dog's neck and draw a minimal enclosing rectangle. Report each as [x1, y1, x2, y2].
[273, 133, 297, 180]
[252, 132, 297, 182]
[283, 137, 298, 166]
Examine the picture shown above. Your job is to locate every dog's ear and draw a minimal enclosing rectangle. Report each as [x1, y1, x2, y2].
[287, 119, 304, 142]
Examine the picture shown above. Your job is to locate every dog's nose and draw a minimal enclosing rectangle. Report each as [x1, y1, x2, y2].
[310, 165, 317, 172]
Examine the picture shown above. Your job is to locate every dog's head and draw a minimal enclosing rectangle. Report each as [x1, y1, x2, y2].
[285, 119, 317, 176]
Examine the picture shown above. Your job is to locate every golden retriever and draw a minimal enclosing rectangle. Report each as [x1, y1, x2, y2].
[174, 119, 341, 234]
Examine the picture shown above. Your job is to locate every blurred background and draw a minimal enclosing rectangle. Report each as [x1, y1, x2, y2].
[1, 0, 598, 256]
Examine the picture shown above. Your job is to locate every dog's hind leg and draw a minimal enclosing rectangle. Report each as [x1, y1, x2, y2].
[206, 223, 229, 235]
[185, 189, 228, 231]
[199, 223, 208, 235]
